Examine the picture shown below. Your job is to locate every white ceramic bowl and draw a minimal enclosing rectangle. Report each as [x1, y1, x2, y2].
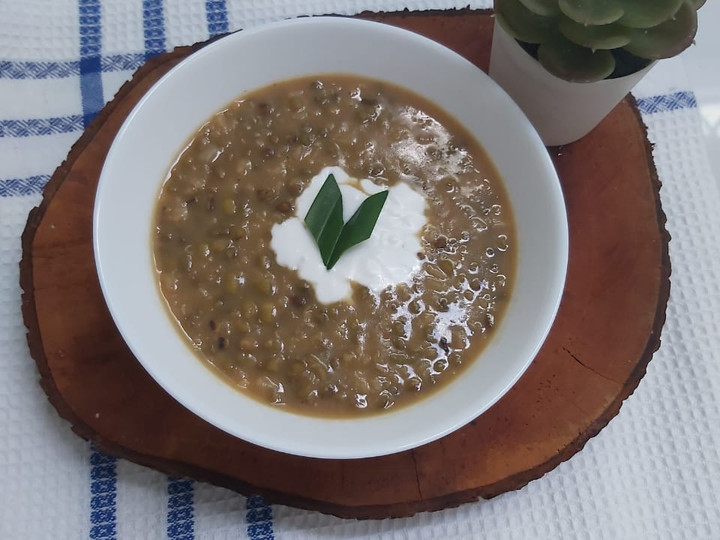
[94, 17, 568, 459]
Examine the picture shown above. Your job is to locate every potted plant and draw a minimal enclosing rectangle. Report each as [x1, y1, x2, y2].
[489, 0, 705, 145]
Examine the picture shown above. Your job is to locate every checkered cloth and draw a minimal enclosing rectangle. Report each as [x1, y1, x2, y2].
[2, 1, 720, 539]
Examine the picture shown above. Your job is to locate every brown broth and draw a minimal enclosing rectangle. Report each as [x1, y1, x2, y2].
[153, 75, 516, 417]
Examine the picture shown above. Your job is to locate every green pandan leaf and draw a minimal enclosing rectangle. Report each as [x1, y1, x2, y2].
[559, 17, 631, 50]
[304, 174, 344, 267]
[304, 174, 389, 270]
[623, 1, 698, 59]
[495, 0, 558, 44]
[619, 0, 684, 29]
[538, 34, 616, 82]
[326, 190, 389, 269]
[687, 0, 706, 8]
[558, 0, 624, 26]
[517, 0, 560, 17]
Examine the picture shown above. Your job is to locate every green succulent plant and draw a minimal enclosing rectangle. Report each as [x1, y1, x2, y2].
[495, 0, 705, 83]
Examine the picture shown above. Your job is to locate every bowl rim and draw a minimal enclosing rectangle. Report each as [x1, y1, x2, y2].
[93, 15, 568, 459]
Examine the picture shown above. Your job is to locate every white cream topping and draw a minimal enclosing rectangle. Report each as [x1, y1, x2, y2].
[270, 166, 427, 304]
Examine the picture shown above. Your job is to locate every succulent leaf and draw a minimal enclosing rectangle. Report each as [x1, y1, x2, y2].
[496, 0, 703, 82]
[609, 48, 653, 79]
[517, 0, 560, 17]
[559, 17, 631, 50]
[495, 0, 558, 44]
[558, 0, 624, 26]
[538, 34, 616, 82]
[618, 0, 684, 29]
[623, 1, 698, 59]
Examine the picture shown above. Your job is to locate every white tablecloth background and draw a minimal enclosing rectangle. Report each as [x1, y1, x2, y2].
[1, 1, 719, 538]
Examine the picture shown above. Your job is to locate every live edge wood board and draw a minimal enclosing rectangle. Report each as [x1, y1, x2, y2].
[20, 9, 670, 519]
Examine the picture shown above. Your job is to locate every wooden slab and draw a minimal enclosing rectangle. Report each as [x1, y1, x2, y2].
[20, 9, 670, 519]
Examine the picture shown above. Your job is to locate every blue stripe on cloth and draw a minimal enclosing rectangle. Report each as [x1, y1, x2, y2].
[636, 91, 697, 115]
[143, 0, 166, 60]
[168, 477, 195, 540]
[79, 0, 104, 127]
[89, 447, 117, 540]
[0, 116, 84, 137]
[246, 495, 274, 540]
[0, 55, 145, 80]
[0, 175, 50, 197]
[0, 60, 80, 79]
[102, 53, 146, 73]
[206, 0, 230, 37]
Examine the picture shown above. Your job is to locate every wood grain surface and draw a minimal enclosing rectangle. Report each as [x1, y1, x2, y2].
[20, 9, 670, 519]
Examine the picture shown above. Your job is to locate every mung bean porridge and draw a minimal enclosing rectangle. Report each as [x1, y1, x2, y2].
[153, 75, 515, 417]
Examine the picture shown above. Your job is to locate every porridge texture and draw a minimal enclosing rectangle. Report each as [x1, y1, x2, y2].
[153, 75, 515, 416]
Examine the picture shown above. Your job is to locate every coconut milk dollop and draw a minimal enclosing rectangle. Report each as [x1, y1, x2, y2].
[270, 166, 427, 304]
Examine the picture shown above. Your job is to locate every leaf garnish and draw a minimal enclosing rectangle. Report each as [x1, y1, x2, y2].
[304, 174, 344, 267]
[304, 174, 389, 270]
[326, 190, 389, 269]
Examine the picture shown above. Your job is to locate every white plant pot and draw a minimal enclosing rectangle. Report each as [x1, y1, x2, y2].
[489, 19, 655, 146]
